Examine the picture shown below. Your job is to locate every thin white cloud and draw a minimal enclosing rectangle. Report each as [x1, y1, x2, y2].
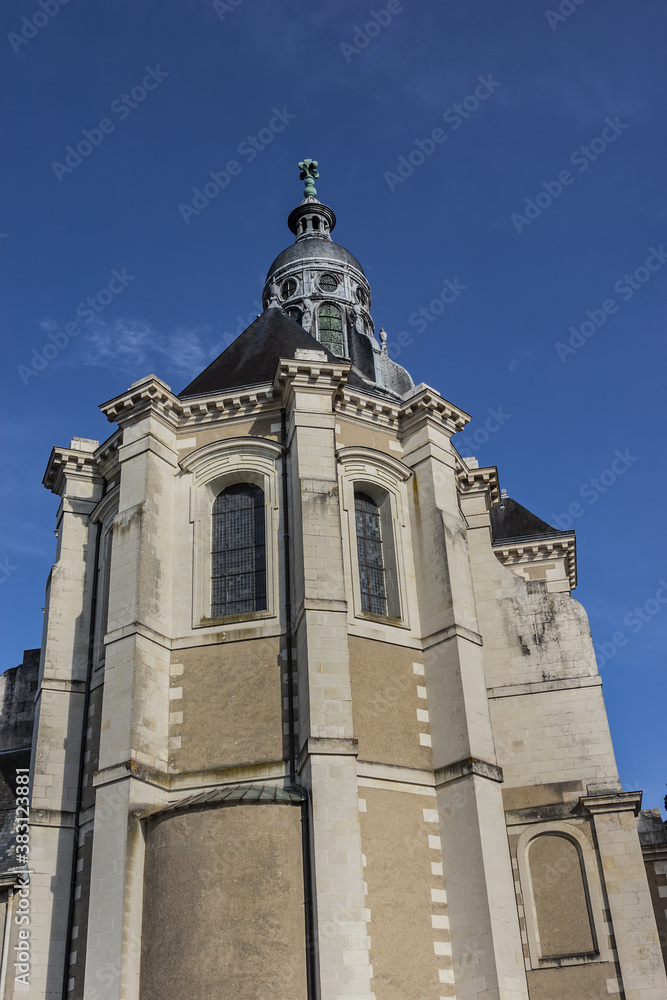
[73, 318, 218, 380]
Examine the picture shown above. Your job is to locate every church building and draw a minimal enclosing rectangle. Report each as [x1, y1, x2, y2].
[1, 160, 666, 1000]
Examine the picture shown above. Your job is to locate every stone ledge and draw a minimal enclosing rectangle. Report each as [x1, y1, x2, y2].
[435, 756, 503, 788]
[579, 790, 643, 816]
[28, 808, 76, 829]
[298, 736, 359, 771]
[487, 674, 602, 699]
[423, 624, 484, 649]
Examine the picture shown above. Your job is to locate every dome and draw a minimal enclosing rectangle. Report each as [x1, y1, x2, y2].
[266, 237, 366, 284]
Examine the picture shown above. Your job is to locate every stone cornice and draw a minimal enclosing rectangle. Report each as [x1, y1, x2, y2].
[456, 461, 501, 506]
[399, 385, 471, 436]
[336, 388, 400, 430]
[273, 357, 351, 401]
[43, 444, 103, 497]
[494, 533, 577, 591]
[100, 375, 182, 428]
[180, 385, 278, 421]
[579, 790, 643, 816]
[95, 429, 122, 483]
[641, 842, 667, 863]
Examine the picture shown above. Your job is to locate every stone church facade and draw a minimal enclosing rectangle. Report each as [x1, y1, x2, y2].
[0, 170, 666, 1000]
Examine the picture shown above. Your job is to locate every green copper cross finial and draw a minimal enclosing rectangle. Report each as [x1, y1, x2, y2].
[298, 158, 319, 199]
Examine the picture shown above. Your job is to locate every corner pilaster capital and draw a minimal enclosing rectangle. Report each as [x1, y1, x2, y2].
[100, 375, 183, 430]
[43, 439, 104, 499]
[579, 789, 643, 817]
[456, 457, 501, 506]
[273, 355, 350, 410]
[399, 384, 470, 439]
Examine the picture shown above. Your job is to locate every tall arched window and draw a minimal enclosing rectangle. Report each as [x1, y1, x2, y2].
[354, 492, 388, 615]
[317, 303, 344, 356]
[211, 484, 266, 617]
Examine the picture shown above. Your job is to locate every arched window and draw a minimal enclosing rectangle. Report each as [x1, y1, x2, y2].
[354, 492, 388, 615]
[211, 484, 266, 617]
[317, 303, 344, 356]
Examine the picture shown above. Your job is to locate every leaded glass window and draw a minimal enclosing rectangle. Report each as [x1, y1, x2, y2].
[211, 484, 266, 617]
[317, 303, 344, 356]
[354, 492, 387, 616]
[286, 306, 302, 324]
[319, 273, 338, 292]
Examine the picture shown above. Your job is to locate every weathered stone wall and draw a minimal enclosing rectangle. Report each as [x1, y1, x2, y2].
[359, 785, 451, 999]
[140, 803, 307, 1000]
[169, 637, 285, 773]
[348, 637, 430, 771]
[0, 650, 39, 752]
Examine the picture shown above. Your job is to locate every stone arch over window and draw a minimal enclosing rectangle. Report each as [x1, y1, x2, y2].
[337, 447, 415, 632]
[211, 483, 267, 617]
[516, 822, 611, 969]
[180, 438, 282, 630]
[317, 302, 344, 356]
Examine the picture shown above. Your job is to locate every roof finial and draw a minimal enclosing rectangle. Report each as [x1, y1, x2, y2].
[298, 158, 319, 199]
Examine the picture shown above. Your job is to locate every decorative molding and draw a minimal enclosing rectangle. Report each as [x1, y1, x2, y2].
[579, 790, 643, 817]
[273, 357, 351, 402]
[180, 386, 279, 422]
[493, 534, 577, 591]
[456, 461, 501, 506]
[42, 444, 103, 496]
[95, 429, 122, 483]
[336, 389, 400, 431]
[100, 376, 183, 427]
[399, 385, 471, 436]
[336, 445, 413, 485]
[180, 436, 283, 487]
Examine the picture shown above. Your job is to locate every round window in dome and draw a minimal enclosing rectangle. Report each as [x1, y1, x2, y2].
[281, 278, 297, 300]
[318, 273, 338, 293]
[356, 286, 367, 306]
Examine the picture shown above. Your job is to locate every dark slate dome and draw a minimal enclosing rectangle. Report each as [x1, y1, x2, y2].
[266, 237, 365, 283]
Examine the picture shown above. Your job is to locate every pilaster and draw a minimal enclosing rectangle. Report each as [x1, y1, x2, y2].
[30, 438, 103, 1000]
[276, 358, 373, 1000]
[581, 792, 667, 1000]
[400, 387, 528, 1000]
[83, 377, 178, 1000]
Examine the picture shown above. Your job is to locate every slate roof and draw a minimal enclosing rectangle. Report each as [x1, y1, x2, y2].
[266, 237, 365, 282]
[142, 782, 303, 820]
[179, 307, 372, 399]
[490, 495, 571, 544]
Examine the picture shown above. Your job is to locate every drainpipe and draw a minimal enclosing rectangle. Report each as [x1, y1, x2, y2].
[281, 407, 319, 1000]
[61, 519, 102, 1000]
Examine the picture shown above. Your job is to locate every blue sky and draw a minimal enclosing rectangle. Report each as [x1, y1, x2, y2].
[1, 0, 665, 809]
